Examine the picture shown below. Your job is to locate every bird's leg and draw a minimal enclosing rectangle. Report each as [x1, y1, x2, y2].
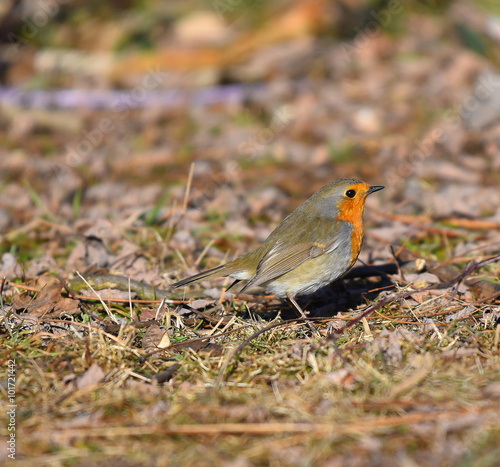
[286, 293, 320, 336]
[286, 293, 308, 320]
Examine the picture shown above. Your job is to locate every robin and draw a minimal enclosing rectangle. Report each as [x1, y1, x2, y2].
[171, 178, 384, 318]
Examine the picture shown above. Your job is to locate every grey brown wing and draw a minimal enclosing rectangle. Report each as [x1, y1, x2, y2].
[240, 234, 343, 292]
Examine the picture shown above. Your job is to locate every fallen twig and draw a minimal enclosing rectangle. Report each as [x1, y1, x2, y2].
[31, 406, 498, 440]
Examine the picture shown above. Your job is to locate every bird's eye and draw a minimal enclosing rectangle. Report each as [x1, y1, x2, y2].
[345, 189, 356, 198]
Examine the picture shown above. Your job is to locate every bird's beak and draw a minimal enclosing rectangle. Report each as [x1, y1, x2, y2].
[367, 185, 384, 195]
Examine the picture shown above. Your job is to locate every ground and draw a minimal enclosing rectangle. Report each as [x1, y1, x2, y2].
[0, 1, 499, 465]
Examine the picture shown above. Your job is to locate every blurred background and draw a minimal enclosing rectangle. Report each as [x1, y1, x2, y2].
[3, 4, 500, 464]
[1, 0, 500, 277]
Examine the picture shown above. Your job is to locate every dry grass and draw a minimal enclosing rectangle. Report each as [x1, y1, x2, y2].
[1, 271, 499, 466]
[2, 2, 500, 464]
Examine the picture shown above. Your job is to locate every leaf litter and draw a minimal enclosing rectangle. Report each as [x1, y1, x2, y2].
[1, 1, 500, 465]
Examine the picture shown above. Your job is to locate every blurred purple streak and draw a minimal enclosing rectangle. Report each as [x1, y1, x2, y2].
[0, 83, 263, 110]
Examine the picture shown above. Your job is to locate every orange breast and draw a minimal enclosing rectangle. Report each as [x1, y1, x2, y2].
[335, 190, 366, 266]
[347, 223, 363, 266]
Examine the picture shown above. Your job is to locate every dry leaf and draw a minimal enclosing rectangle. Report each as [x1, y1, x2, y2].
[482, 382, 500, 399]
[371, 329, 403, 368]
[324, 369, 358, 389]
[76, 363, 106, 389]
[142, 325, 171, 353]
[56, 408, 104, 428]
[12, 284, 80, 318]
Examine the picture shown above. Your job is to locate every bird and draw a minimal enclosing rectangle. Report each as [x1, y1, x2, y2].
[170, 178, 384, 318]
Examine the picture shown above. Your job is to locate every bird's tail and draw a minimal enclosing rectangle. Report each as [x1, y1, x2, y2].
[170, 263, 232, 289]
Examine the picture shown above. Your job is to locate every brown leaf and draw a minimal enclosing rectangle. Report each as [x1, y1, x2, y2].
[370, 330, 403, 368]
[12, 284, 80, 318]
[24, 284, 62, 318]
[138, 307, 157, 321]
[217, 404, 267, 423]
[56, 408, 104, 428]
[12, 292, 32, 311]
[126, 380, 161, 396]
[142, 325, 171, 353]
[482, 382, 500, 399]
[465, 278, 500, 301]
[66, 237, 114, 270]
[76, 363, 106, 389]
[54, 297, 81, 316]
[324, 369, 358, 389]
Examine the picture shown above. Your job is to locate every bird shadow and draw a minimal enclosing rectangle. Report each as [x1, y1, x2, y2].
[241, 262, 401, 321]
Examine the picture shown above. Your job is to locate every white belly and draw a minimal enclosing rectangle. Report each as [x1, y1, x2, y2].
[263, 247, 353, 298]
